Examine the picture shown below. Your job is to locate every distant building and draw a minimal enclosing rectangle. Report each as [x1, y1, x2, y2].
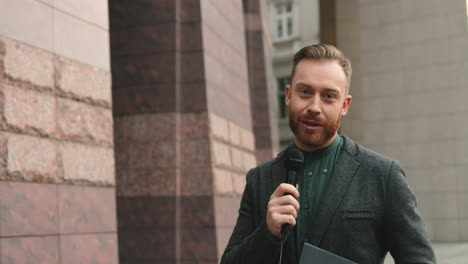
[267, 0, 322, 149]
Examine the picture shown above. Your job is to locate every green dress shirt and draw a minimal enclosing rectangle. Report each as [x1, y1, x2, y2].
[296, 135, 343, 255]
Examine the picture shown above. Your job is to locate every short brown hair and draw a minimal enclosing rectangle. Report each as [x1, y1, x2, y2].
[290, 44, 352, 90]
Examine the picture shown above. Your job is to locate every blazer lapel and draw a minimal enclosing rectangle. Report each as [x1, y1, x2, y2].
[309, 137, 360, 246]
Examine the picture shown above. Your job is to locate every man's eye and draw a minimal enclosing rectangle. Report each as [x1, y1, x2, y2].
[324, 94, 336, 99]
[301, 89, 311, 95]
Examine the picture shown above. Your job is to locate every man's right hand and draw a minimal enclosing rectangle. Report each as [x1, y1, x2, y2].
[266, 183, 300, 239]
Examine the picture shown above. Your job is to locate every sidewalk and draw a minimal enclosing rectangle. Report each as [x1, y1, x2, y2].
[385, 242, 468, 264]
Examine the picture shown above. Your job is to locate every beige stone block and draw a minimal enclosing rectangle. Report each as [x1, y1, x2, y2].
[406, 117, 431, 143]
[458, 193, 468, 217]
[414, 192, 434, 219]
[385, 143, 408, 166]
[336, 0, 359, 21]
[240, 128, 255, 151]
[216, 226, 235, 259]
[448, 35, 468, 63]
[209, 113, 229, 142]
[455, 140, 468, 165]
[228, 122, 242, 146]
[54, 0, 109, 29]
[54, 10, 110, 70]
[407, 142, 432, 169]
[361, 71, 403, 97]
[3, 37, 54, 87]
[360, 98, 385, 121]
[432, 218, 460, 241]
[57, 99, 113, 144]
[431, 167, 457, 192]
[360, 48, 401, 74]
[431, 140, 456, 167]
[213, 168, 233, 195]
[2, 85, 55, 135]
[361, 121, 384, 145]
[8, 134, 57, 177]
[56, 56, 111, 103]
[360, 1, 400, 27]
[433, 193, 458, 218]
[230, 147, 243, 170]
[401, 0, 465, 20]
[0, 0, 53, 51]
[360, 23, 400, 51]
[242, 152, 257, 171]
[455, 166, 468, 191]
[60, 142, 115, 184]
[232, 173, 246, 195]
[460, 219, 468, 240]
[407, 169, 433, 193]
[211, 140, 231, 167]
[383, 119, 408, 144]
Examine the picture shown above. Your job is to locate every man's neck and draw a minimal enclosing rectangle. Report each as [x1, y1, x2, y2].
[294, 133, 338, 152]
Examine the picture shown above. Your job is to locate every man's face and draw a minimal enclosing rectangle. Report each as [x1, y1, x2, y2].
[286, 59, 352, 151]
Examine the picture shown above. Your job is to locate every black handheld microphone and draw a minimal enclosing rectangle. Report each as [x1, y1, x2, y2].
[281, 148, 304, 240]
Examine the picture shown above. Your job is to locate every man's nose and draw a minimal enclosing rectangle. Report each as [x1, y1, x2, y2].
[306, 96, 321, 115]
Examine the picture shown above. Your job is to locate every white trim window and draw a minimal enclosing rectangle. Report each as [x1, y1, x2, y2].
[270, 1, 297, 42]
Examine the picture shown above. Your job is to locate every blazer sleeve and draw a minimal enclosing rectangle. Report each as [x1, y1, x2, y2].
[384, 161, 437, 264]
[220, 168, 282, 264]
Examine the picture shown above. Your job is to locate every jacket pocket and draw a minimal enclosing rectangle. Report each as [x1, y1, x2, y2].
[342, 209, 376, 220]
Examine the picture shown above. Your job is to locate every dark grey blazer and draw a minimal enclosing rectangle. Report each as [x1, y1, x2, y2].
[221, 136, 436, 264]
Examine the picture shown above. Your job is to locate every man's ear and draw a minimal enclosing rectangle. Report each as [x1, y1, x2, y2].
[341, 94, 352, 116]
[285, 84, 291, 106]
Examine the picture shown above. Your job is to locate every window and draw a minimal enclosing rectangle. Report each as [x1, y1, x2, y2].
[271, 1, 296, 42]
[277, 77, 290, 118]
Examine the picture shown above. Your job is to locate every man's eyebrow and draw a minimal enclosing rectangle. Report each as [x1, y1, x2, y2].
[295, 82, 313, 88]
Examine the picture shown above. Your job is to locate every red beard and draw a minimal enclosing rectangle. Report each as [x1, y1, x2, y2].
[289, 111, 341, 148]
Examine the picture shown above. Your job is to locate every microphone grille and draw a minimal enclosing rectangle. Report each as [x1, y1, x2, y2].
[284, 148, 304, 171]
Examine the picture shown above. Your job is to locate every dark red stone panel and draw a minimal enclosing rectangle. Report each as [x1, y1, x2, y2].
[179, 227, 217, 261]
[179, 51, 205, 82]
[179, 167, 213, 195]
[243, 0, 260, 13]
[179, 196, 215, 228]
[180, 23, 203, 52]
[58, 185, 117, 234]
[116, 168, 177, 196]
[0, 236, 59, 264]
[109, 0, 176, 29]
[111, 54, 176, 88]
[0, 182, 58, 236]
[178, 0, 202, 23]
[110, 23, 176, 57]
[112, 84, 176, 115]
[118, 228, 175, 260]
[180, 138, 211, 168]
[60, 233, 118, 264]
[117, 196, 175, 228]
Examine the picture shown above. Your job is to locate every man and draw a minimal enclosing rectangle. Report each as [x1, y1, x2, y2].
[221, 44, 436, 264]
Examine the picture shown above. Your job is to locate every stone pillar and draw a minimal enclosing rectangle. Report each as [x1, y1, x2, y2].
[336, 0, 468, 241]
[0, 1, 117, 263]
[243, 0, 280, 163]
[110, 0, 259, 262]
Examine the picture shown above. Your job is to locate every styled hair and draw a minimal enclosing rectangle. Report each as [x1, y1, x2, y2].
[290, 44, 352, 90]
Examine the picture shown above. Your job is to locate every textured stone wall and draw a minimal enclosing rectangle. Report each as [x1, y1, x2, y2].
[0, 35, 117, 263]
[111, 0, 265, 262]
[337, 0, 468, 241]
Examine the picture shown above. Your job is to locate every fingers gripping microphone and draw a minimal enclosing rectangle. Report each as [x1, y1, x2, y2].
[281, 148, 304, 241]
